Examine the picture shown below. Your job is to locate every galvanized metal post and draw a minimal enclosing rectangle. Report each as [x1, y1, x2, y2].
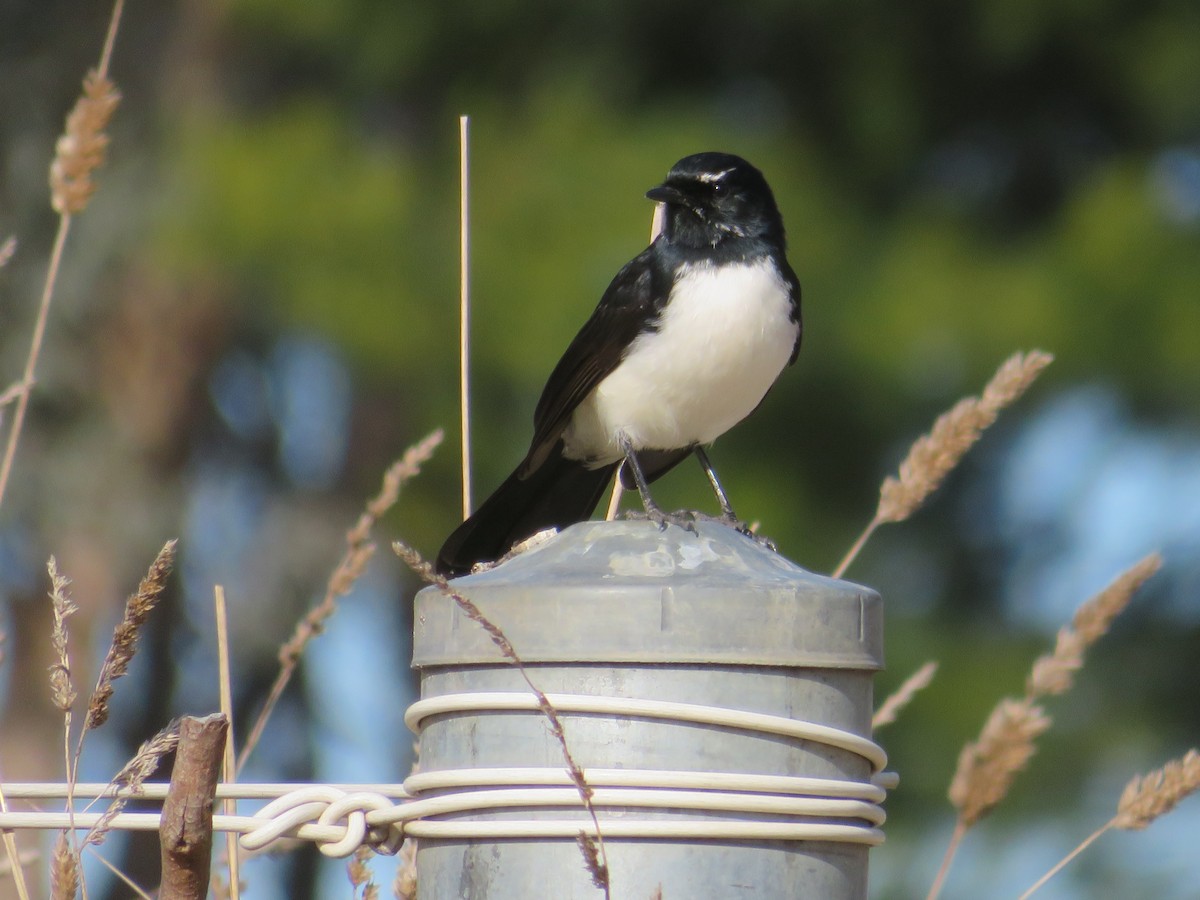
[408, 519, 886, 899]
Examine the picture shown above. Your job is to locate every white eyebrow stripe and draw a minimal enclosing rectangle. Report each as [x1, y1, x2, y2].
[697, 167, 735, 183]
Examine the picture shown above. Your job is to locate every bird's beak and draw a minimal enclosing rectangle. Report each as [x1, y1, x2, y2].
[645, 183, 687, 205]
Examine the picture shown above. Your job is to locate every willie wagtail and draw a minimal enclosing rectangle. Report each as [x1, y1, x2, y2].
[436, 152, 801, 576]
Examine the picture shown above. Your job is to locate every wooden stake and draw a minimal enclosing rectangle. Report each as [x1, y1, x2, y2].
[459, 115, 473, 519]
[159, 714, 228, 900]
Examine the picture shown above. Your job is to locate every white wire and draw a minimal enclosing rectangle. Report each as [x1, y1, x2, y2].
[0, 783, 409, 800]
[404, 820, 885, 844]
[404, 767, 887, 801]
[405, 691, 889, 772]
[392, 786, 884, 824]
[0, 692, 894, 857]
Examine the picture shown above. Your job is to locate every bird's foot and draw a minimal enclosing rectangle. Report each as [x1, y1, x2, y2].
[688, 511, 779, 552]
[624, 507, 699, 535]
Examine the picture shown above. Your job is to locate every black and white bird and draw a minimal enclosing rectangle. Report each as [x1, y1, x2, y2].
[436, 152, 802, 576]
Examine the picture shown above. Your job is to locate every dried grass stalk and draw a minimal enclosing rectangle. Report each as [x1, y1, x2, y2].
[88, 851, 155, 900]
[0, 824, 31, 900]
[934, 555, 1161, 900]
[85, 540, 177, 731]
[577, 834, 606, 890]
[0, 380, 29, 409]
[84, 718, 181, 848]
[50, 832, 79, 900]
[0, 850, 40, 876]
[1115, 748, 1200, 830]
[283, 428, 443, 659]
[1027, 553, 1161, 699]
[394, 540, 611, 899]
[948, 697, 1051, 828]
[1018, 748, 1200, 898]
[393, 743, 420, 900]
[237, 429, 443, 773]
[348, 846, 380, 899]
[834, 350, 1052, 579]
[393, 836, 417, 900]
[0, 0, 124, 514]
[873, 661, 938, 730]
[48, 556, 81, 872]
[211, 587, 241, 900]
[348, 845, 372, 889]
[878, 350, 1053, 524]
[47, 557, 78, 712]
[931, 698, 1053, 899]
[1024, 629, 1085, 699]
[1072, 553, 1161, 644]
[50, 71, 121, 215]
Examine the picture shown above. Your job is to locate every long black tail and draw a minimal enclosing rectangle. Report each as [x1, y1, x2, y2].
[436, 449, 618, 576]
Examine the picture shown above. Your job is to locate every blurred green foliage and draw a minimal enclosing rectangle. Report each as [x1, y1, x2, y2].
[4, 0, 1198, 895]
[151, 0, 1200, 564]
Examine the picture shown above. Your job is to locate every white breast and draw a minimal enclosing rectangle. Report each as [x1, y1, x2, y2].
[563, 257, 797, 464]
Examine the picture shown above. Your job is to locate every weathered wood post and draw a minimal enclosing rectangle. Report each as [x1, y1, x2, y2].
[159, 714, 229, 900]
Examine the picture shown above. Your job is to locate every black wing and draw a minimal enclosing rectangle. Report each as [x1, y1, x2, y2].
[780, 254, 803, 365]
[519, 244, 666, 476]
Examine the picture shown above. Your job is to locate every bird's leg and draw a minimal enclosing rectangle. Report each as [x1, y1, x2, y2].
[618, 433, 657, 510]
[618, 432, 697, 534]
[694, 445, 738, 522]
[693, 446, 777, 551]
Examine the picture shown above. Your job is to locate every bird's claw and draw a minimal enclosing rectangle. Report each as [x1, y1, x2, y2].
[688, 511, 779, 552]
[749, 531, 778, 553]
[625, 509, 778, 552]
[624, 507, 699, 535]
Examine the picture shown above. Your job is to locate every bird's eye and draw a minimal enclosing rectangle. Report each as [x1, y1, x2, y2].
[712, 182, 727, 196]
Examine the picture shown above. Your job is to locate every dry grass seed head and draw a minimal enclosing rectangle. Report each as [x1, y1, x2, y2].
[577, 833, 609, 890]
[50, 831, 79, 900]
[1072, 553, 1162, 645]
[1026, 553, 1161, 700]
[393, 839, 417, 900]
[1115, 748, 1200, 831]
[365, 429, 445, 523]
[1025, 627, 1086, 699]
[47, 556, 78, 711]
[873, 660, 938, 730]
[876, 350, 1053, 525]
[281, 428, 443, 666]
[50, 70, 121, 215]
[84, 718, 181, 848]
[86, 539, 176, 730]
[348, 845, 374, 893]
[949, 698, 1051, 827]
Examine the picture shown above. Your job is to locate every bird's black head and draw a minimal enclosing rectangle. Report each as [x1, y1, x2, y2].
[646, 152, 785, 253]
